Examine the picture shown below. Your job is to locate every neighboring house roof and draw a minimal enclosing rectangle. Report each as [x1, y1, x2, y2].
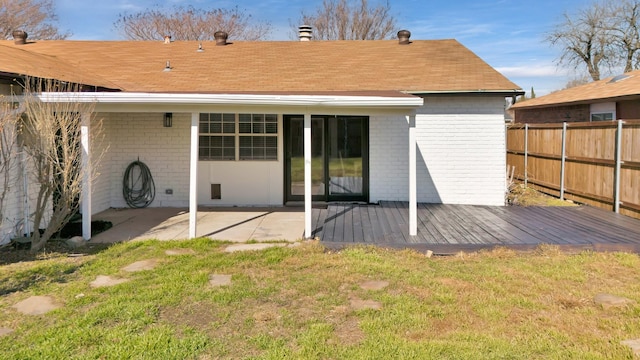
[0, 39, 521, 95]
[0, 43, 121, 90]
[512, 69, 640, 110]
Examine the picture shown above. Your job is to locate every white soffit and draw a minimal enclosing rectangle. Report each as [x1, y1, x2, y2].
[35, 92, 424, 108]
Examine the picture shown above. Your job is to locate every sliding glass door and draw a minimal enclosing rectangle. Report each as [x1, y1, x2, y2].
[284, 115, 368, 202]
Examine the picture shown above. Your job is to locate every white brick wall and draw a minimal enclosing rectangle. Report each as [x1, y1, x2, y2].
[96, 112, 191, 209]
[370, 96, 507, 206]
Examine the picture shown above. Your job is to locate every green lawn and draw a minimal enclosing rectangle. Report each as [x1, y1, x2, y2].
[1, 240, 639, 359]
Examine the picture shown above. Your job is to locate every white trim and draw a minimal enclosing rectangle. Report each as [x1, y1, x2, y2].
[189, 113, 199, 238]
[408, 114, 417, 236]
[34, 92, 424, 108]
[304, 113, 312, 238]
[81, 113, 91, 240]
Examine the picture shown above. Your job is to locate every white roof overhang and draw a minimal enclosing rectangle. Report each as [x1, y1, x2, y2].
[34, 92, 424, 108]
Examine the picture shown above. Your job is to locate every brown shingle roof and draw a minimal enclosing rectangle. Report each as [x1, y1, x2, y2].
[0, 39, 521, 94]
[0, 44, 120, 90]
[512, 70, 640, 109]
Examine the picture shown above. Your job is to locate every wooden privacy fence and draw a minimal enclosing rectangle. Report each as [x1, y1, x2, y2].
[506, 120, 640, 220]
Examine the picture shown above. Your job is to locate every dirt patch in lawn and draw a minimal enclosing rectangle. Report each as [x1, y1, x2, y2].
[507, 184, 576, 207]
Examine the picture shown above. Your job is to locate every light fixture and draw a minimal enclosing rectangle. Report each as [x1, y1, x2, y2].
[163, 112, 173, 127]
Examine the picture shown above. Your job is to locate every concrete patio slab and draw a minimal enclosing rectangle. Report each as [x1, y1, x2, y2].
[89, 207, 304, 244]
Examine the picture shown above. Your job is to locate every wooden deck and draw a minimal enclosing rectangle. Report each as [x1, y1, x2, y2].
[312, 201, 640, 254]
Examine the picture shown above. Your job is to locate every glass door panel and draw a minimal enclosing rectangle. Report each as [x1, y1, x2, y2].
[328, 117, 364, 196]
[287, 117, 325, 199]
[285, 115, 367, 203]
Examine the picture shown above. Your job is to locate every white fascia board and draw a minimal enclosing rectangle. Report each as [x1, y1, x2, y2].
[34, 92, 424, 108]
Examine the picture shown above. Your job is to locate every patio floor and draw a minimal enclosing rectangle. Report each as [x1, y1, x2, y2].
[90, 202, 640, 254]
[90, 207, 304, 243]
[315, 201, 640, 254]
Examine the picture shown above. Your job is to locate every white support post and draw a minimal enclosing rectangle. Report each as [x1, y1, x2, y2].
[304, 113, 312, 238]
[189, 112, 199, 238]
[408, 114, 417, 237]
[80, 113, 92, 240]
[524, 124, 529, 187]
[614, 119, 623, 213]
[560, 122, 567, 200]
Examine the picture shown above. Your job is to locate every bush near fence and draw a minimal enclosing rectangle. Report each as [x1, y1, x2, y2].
[506, 120, 640, 220]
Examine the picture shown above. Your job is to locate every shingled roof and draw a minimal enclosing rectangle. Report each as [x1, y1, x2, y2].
[512, 70, 640, 109]
[0, 38, 521, 95]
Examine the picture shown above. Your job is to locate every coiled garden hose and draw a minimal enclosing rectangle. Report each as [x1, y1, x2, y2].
[122, 160, 155, 208]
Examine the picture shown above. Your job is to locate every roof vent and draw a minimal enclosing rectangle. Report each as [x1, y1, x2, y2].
[163, 35, 171, 44]
[12, 30, 28, 45]
[164, 60, 171, 72]
[214, 31, 228, 46]
[397, 30, 411, 45]
[609, 74, 631, 83]
[299, 25, 312, 41]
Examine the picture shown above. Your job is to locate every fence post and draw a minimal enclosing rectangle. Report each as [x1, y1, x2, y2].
[524, 124, 529, 187]
[560, 122, 567, 200]
[614, 119, 623, 213]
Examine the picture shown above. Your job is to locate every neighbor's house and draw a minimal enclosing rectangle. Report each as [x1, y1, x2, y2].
[512, 69, 640, 123]
[0, 30, 522, 243]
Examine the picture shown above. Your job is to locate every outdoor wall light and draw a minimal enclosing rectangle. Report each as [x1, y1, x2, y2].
[164, 112, 173, 127]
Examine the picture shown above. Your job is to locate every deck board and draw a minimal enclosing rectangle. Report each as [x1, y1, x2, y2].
[312, 202, 640, 253]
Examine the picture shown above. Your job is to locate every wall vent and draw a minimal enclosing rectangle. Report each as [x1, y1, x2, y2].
[211, 184, 221, 199]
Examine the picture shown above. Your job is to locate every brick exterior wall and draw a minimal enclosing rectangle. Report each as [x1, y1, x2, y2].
[513, 104, 590, 123]
[95, 112, 191, 210]
[370, 96, 507, 206]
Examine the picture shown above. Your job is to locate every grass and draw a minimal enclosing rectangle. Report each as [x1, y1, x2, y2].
[1, 240, 640, 359]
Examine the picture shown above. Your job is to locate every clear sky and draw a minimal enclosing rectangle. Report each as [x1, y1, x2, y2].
[54, 0, 594, 96]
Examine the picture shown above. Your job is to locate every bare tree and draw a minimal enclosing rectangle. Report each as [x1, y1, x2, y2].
[547, 1, 614, 81]
[0, 92, 20, 244]
[297, 0, 397, 40]
[608, 0, 640, 73]
[19, 78, 102, 253]
[0, 0, 69, 40]
[114, 5, 271, 41]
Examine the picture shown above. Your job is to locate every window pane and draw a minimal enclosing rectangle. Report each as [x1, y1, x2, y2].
[265, 136, 277, 147]
[211, 113, 222, 122]
[210, 123, 222, 133]
[223, 122, 235, 133]
[223, 113, 235, 122]
[223, 148, 235, 160]
[239, 136, 252, 147]
[199, 113, 209, 122]
[226, 136, 236, 147]
[265, 148, 277, 159]
[265, 122, 277, 134]
[239, 148, 252, 159]
[252, 123, 264, 133]
[238, 122, 251, 133]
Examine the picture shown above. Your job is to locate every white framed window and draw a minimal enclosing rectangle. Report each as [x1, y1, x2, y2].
[590, 112, 614, 121]
[199, 113, 278, 161]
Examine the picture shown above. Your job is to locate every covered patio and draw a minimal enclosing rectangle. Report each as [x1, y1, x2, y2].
[90, 202, 640, 254]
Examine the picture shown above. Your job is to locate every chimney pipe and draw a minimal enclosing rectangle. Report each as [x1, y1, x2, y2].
[214, 31, 228, 46]
[298, 25, 312, 41]
[12, 30, 28, 45]
[163, 35, 171, 44]
[397, 30, 411, 45]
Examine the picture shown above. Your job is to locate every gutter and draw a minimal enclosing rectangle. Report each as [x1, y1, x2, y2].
[406, 89, 525, 97]
[32, 92, 425, 108]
